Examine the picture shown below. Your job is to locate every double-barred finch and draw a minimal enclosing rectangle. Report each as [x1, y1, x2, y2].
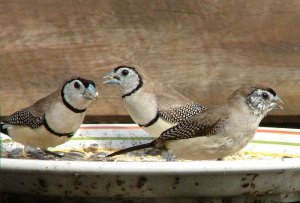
[107, 85, 283, 160]
[0, 76, 98, 157]
[103, 65, 205, 137]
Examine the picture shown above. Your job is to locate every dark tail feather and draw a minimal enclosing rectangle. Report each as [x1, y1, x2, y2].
[0, 123, 8, 135]
[106, 142, 154, 158]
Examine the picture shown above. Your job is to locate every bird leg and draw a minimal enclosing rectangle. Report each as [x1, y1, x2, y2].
[7, 148, 24, 158]
[26, 147, 50, 159]
[162, 151, 177, 162]
[43, 149, 64, 158]
[26, 147, 63, 159]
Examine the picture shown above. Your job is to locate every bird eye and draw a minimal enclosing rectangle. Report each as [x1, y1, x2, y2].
[262, 92, 269, 100]
[121, 69, 129, 76]
[74, 81, 80, 89]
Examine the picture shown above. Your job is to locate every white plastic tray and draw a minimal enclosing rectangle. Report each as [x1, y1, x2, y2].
[1, 125, 300, 202]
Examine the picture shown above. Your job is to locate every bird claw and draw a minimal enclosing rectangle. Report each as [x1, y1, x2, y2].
[7, 148, 24, 158]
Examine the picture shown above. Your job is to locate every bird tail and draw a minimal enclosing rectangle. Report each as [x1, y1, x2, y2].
[0, 123, 8, 135]
[106, 141, 155, 158]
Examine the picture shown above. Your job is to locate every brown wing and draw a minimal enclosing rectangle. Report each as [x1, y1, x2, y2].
[137, 67, 205, 123]
[3, 108, 45, 128]
[156, 106, 228, 143]
[158, 102, 205, 123]
[155, 85, 205, 123]
[3, 90, 59, 129]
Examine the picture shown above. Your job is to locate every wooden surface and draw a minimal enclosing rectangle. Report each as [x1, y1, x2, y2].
[0, 0, 300, 122]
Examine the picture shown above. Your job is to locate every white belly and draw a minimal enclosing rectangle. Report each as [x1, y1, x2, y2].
[7, 102, 86, 149]
[143, 117, 175, 137]
[8, 125, 69, 149]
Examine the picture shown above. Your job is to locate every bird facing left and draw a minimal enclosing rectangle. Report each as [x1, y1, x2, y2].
[0, 76, 98, 158]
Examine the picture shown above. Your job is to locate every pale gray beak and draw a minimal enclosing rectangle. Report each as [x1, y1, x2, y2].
[103, 71, 120, 85]
[82, 84, 98, 100]
[271, 95, 284, 109]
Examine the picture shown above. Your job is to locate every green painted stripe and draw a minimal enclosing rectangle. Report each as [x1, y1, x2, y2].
[251, 140, 300, 147]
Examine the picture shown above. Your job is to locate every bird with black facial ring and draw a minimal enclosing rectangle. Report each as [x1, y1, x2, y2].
[103, 65, 206, 138]
[0, 76, 98, 158]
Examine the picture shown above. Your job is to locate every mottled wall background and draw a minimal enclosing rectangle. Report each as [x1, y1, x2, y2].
[0, 0, 299, 124]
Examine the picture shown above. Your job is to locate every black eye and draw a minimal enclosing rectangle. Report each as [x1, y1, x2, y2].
[74, 81, 80, 89]
[262, 92, 269, 100]
[121, 69, 129, 76]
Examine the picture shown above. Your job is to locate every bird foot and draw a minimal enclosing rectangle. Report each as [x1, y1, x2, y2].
[162, 151, 177, 162]
[7, 148, 24, 158]
[43, 149, 64, 158]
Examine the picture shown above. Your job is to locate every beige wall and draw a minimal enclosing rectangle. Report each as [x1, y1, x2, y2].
[0, 0, 300, 120]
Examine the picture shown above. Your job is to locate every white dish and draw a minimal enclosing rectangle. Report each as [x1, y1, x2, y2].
[1, 124, 300, 202]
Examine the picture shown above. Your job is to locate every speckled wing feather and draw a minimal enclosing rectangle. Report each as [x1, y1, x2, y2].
[138, 67, 205, 123]
[155, 86, 205, 123]
[2, 91, 58, 129]
[156, 106, 227, 143]
[3, 108, 45, 128]
[159, 102, 205, 123]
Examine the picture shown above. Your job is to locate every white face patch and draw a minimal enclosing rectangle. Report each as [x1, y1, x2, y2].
[115, 68, 142, 95]
[63, 79, 93, 110]
[64, 80, 85, 100]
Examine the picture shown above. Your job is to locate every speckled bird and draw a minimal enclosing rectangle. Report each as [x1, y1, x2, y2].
[0, 76, 98, 157]
[106, 85, 283, 160]
[103, 65, 205, 137]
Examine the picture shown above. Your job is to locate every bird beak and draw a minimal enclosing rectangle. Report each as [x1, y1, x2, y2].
[102, 71, 120, 85]
[271, 95, 284, 110]
[82, 84, 98, 100]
